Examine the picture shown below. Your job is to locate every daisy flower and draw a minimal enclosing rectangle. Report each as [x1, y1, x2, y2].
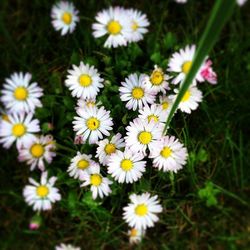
[73, 106, 113, 144]
[92, 6, 130, 48]
[125, 118, 164, 156]
[76, 98, 102, 110]
[158, 95, 173, 112]
[51, 1, 79, 36]
[0, 72, 43, 114]
[175, 0, 187, 3]
[237, 0, 247, 5]
[126, 8, 150, 43]
[149, 136, 188, 173]
[23, 171, 61, 211]
[96, 133, 125, 166]
[0, 113, 40, 149]
[138, 104, 169, 124]
[171, 85, 203, 114]
[67, 152, 96, 180]
[167, 45, 204, 85]
[143, 65, 170, 94]
[18, 135, 56, 171]
[119, 73, 156, 111]
[65, 62, 104, 99]
[123, 193, 163, 230]
[108, 149, 146, 183]
[55, 244, 80, 250]
[128, 228, 145, 244]
[80, 164, 112, 200]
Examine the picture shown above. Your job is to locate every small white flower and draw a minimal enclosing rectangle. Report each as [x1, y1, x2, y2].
[96, 133, 125, 166]
[51, 1, 79, 36]
[108, 149, 146, 183]
[143, 65, 170, 94]
[167, 45, 204, 85]
[92, 6, 131, 48]
[236, 0, 247, 5]
[65, 62, 104, 99]
[67, 152, 96, 180]
[23, 171, 61, 211]
[80, 164, 112, 200]
[55, 243, 80, 250]
[123, 193, 163, 230]
[170, 85, 203, 114]
[149, 136, 188, 173]
[175, 0, 188, 3]
[158, 95, 173, 112]
[125, 118, 164, 156]
[126, 8, 150, 43]
[128, 228, 145, 244]
[18, 135, 56, 171]
[0, 72, 43, 114]
[76, 98, 102, 111]
[73, 106, 113, 144]
[119, 73, 156, 111]
[138, 104, 169, 124]
[0, 113, 40, 149]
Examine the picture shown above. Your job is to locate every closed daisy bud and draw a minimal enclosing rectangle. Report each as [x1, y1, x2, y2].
[123, 193, 163, 230]
[128, 227, 145, 244]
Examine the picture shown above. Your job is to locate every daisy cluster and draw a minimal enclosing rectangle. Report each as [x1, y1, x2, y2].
[61, 43, 217, 243]
[51, 2, 150, 48]
[0, 72, 61, 212]
[0, 1, 222, 247]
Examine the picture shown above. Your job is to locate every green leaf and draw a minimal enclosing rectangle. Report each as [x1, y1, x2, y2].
[164, 0, 236, 133]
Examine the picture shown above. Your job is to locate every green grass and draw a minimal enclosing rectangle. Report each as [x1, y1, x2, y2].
[0, 0, 250, 249]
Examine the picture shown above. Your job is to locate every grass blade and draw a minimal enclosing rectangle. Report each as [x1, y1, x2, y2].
[163, 0, 236, 134]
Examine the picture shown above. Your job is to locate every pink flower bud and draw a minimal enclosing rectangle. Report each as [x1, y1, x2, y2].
[201, 60, 217, 85]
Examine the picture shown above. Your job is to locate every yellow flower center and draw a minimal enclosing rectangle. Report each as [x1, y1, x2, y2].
[120, 159, 133, 171]
[181, 90, 191, 102]
[79, 74, 92, 87]
[130, 228, 138, 237]
[14, 87, 28, 101]
[131, 21, 138, 31]
[12, 123, 26, 137]
[86, 101, 95, 107]
[86, 117, 100, 130]
[162, 102, 169, 110]
[150, 70, 164, 85]
[182, 61, 192, 74]
[104, 143, 116, 155]
[36, 185, 49, 198]
[77, 159, 89, 170]
[132, 87, 144, 99]
[30, 144, 45, 158]
[61, 12, 72, 25]
[148, 115, 159, 123]
[160, 146, 172, 158]
[138, 131, 152, 145]
[2, 114, 10, 122]
[107, 20, 122, 35]
[90, 174, 102, 186]
[135, 204, 148, 216]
